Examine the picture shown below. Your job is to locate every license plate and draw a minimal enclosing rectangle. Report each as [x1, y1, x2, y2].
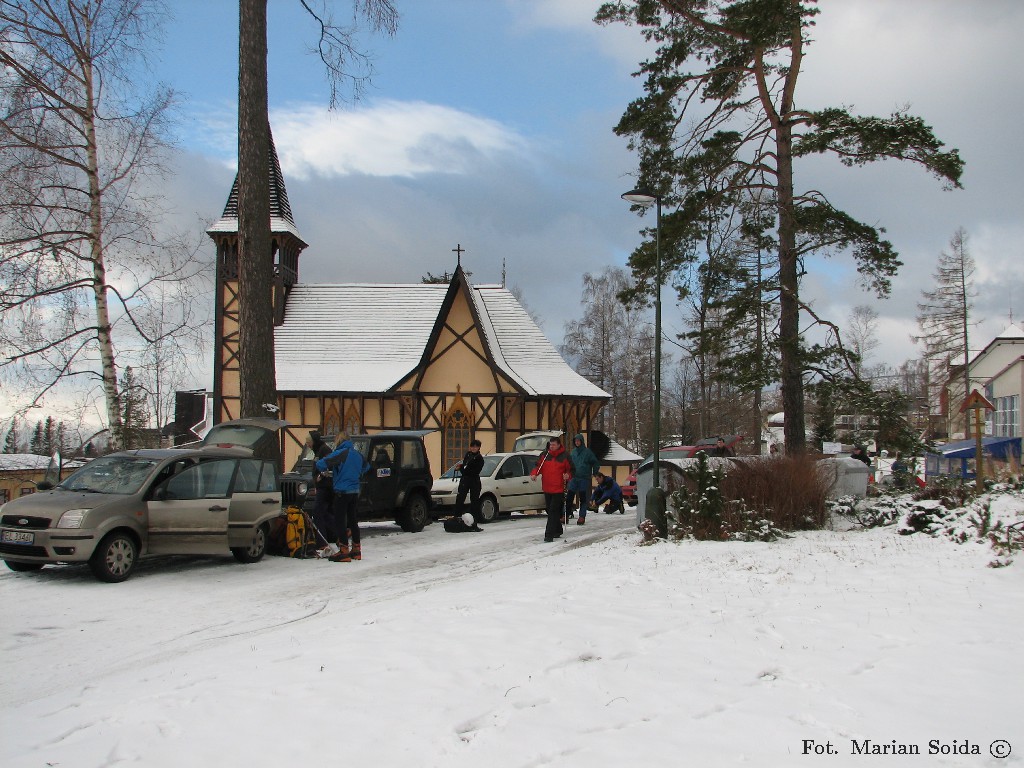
[2, 529, 34, 545]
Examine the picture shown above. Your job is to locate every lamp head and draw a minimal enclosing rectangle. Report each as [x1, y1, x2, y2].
[621, 188, 658, 206]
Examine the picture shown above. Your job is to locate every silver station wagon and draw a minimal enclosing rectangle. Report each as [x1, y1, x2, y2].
[431, 451, 545, 523]
[0, 419, 286, 582]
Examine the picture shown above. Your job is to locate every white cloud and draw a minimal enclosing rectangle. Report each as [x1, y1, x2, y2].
[507, 0, 655, 68]
[268, 100, 530, 180]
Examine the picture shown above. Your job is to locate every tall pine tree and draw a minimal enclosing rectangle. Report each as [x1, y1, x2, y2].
[597, 0, 963, 452]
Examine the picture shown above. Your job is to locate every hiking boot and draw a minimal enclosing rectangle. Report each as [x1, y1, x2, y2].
[328, 545, 351, 562]
[576, 518, 586, 525]
[544, 538, 554, 543]
[347, 543, 362, 561]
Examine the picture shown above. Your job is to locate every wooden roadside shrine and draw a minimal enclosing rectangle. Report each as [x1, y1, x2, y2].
[960, 389, 996, 490]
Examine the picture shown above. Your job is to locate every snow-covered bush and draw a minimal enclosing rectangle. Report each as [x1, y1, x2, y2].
[846, 485, 1024, 565]
[664, 453, 827, 542]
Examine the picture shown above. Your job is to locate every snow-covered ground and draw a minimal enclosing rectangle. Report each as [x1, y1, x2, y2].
[2, 497, 1023, 768]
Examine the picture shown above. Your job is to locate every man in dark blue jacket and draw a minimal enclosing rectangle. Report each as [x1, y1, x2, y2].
[316, 433, 370, 562]
[591, 472, 624, 514]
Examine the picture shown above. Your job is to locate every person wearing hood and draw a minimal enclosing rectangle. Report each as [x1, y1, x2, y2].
[305, 430, 335, 555]
[531, 436, 572, 542]
[567, 433, 600, 525]
[315, 432, 371, 562]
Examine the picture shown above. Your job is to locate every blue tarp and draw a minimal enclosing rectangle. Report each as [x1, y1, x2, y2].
[928, 436, 1021, 460]
[925, 436, 1021, 479]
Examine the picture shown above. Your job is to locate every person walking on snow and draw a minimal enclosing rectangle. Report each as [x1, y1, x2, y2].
[531, 437, 572, 542]
[315, 432, 370, 562]
[454, 439, 485, 522]
[567, 433, 600, 524]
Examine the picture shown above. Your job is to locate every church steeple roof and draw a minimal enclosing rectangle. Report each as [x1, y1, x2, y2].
[206, 129, 305, 245]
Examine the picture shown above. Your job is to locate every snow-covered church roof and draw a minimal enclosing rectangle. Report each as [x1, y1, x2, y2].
[274, 281, 609, 399]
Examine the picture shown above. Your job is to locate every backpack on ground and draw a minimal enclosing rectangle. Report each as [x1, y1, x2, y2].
[284, 506, 317, 557]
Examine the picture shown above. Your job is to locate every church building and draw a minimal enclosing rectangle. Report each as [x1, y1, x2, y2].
[206, 136, 610, 473]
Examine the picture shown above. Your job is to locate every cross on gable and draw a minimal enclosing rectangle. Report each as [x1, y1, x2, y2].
[452, 243, 464, 267]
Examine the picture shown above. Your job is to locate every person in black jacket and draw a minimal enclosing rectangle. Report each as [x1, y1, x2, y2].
[306, 430, 335, 553]
[709, 437, 734, 457]
[455, 440, 485, 522]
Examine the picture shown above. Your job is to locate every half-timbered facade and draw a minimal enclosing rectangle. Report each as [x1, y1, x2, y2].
[207, 137, 609, 474]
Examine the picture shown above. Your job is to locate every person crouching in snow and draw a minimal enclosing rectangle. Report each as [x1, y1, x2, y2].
[591, 472, 624, 514]
[531, 437, 571, 543]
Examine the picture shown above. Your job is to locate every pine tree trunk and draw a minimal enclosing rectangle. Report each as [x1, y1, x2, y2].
[237, 0, 277, 419]
[776, 118, 805, 453]
[774, 14, 807, 455]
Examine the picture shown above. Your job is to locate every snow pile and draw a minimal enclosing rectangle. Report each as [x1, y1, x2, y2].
[2, 496, 1023, 767]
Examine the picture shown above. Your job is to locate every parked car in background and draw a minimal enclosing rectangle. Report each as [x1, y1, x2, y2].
[280, 430, 435, 533]
[513, 430, 562, 454]
[621, 470, 638, 505]
[0, 418, 287, 582]
[431, 451, 545, 523]
[622, 436, 745, 504]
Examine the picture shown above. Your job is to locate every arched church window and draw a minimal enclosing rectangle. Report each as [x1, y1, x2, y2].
[323, 403, 341, 437]
[443, 389, 473, 471]
[343, 402, 361, 437]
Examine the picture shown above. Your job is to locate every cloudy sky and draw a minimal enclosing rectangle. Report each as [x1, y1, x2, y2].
[154, 0, 1022, 386]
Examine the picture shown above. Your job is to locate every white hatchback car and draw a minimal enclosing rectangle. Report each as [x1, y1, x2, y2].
[431, 452, 545, 523]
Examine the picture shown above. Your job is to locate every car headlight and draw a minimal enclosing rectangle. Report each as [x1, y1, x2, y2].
[297, 481, 308, 496]
[57, 508, 91, 528]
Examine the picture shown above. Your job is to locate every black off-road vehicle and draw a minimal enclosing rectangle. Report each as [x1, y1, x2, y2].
[280, 430, 434, 532]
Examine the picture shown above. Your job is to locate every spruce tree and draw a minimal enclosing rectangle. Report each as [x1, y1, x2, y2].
[914, 228, 975, 433]
[3, 418, 19, 453]
[30, 421, 44, 455]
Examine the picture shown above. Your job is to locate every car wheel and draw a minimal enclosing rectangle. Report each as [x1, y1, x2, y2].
[477, 495, 499, 524]
[400, 493, 430, 533]
[89, 531, 138, 583]
[232, 524, 268, 563]
[4, 560, 44, 573]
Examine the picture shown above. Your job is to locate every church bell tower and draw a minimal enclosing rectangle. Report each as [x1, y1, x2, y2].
[206, 129, 307, 423]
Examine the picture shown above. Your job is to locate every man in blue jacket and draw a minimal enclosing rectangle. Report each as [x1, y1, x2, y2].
[315, 432, 370, 562]
[591, 472, 624, 514]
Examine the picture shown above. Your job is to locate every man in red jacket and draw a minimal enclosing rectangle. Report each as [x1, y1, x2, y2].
[531, 437, 572, 542]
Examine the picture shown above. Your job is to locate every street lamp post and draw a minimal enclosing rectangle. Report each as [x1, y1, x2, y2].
[621, 188, 667, 537]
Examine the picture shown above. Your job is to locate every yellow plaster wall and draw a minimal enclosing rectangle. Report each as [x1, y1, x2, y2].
[419, 292, 495, 393]
[0, 471, 44, 503]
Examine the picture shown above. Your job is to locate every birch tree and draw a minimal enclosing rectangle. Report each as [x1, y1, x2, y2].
[562, 266, 650, 442]
[0, 0, 205, 449]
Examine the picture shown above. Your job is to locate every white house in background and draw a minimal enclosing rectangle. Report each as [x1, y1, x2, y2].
[945, 323, 1024, 439]
[982, 327, 1023, 438]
